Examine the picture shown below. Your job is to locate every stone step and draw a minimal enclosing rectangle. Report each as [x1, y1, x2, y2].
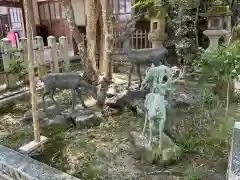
[23, 102, 103, 129]
[0, 145, 80, 180]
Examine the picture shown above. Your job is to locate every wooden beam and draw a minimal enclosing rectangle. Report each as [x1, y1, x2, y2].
[0, 1, 22, 7]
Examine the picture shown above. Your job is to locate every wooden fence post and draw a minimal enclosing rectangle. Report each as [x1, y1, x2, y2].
[59, 36, 69, 72]
[47, 36, 59, 73]
[20, 37, 28, 70]
[2, 38, 11, 72]
[36, 36, 46, 78]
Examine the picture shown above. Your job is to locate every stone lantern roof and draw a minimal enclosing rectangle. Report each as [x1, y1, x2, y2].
[199, 5, 232, 17]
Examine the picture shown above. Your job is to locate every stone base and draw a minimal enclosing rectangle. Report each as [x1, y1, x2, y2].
[75, 113, 101, 129]
[23, 102, 103, 130]
[130, 131, 181, 164]
[23, 98, 97, 121]
[18, 136, 48, 155]
[42, 115, 76, 127]
[203, 29, 229, 51]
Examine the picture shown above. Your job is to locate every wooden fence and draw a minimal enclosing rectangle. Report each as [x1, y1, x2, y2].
[113, 29, 152, 50]
[79, 30, 152, 51]
[0, 36, 70, 90]
[0, 29, 172, 90]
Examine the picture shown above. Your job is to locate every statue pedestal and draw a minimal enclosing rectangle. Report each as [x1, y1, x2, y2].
[203, 29, 229, 51]
[130, 131, 181, 164]
[151, 41, 166, 49]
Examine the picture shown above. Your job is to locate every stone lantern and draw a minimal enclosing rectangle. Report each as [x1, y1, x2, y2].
[148, 17, 168, 49]
[200, 6, 232, 51]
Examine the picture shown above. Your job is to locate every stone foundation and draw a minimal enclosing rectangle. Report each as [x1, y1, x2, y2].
[130, 131, 181, 165]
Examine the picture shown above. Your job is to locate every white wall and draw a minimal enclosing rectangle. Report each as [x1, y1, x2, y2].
[71, 0, 85, 26]
[0, 6, 8, 15]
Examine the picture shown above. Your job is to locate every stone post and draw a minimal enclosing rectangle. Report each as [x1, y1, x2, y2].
[36, 36, 46, 78]
[2, 38, 11, 72]
[20, 37, 28, 70]
[59, 36, 69, 72]
[47, 36, 59, 73]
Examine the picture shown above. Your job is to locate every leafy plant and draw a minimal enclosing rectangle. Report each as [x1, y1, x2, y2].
[133, 0, 167, 18]
[194, 44, 240, 79]
[194, 43, 240, 113]
[7, 59, 26, 77]
[172, 11, 197, 66]
[133, 0, 199, 18]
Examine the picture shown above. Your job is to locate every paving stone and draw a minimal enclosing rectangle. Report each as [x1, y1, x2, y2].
[0, 86, 43, 108]
[228, 122, 240, 180]
[0, 145, 80, 180]
[75, 113, 101, 129]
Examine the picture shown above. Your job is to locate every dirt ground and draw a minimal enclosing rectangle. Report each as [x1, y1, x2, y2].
[0, 74, 236, 180]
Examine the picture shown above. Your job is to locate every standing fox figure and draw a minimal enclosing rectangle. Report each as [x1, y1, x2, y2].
[42, 72, 97, 111]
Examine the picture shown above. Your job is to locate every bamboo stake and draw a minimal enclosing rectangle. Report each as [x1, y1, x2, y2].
[226, 78, 230, 116]
[23, 0, 40, 142]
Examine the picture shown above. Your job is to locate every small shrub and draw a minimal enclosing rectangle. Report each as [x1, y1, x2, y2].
[7, 59, 26, 77]
[201, 89, 220, 107]
[185, 166, 207, 180]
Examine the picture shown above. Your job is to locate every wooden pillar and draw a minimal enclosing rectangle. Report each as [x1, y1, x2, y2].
[29, 0, 37, 36]
[32, 0, 40, 25]
[20, 1, 26, 37]
[21, 0, 36, 37]
[24, 0, 40, 142]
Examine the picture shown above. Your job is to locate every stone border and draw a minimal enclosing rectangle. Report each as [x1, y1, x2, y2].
[227, 122, 240, 180]
[0, 86, 43, 108]
[0, 145, 80, 180]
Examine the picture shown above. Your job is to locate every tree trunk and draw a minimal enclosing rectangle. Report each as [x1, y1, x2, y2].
[100, 0, 113, 80]
[194, 0, 200, 47]
[85, 0, 101, 82]
[58, 0, 85, 60]
[23, 0, 40, 142]
[59, 0, 99, 83]
[95, 0, 114, 108]
[98, 11, 104, 72]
